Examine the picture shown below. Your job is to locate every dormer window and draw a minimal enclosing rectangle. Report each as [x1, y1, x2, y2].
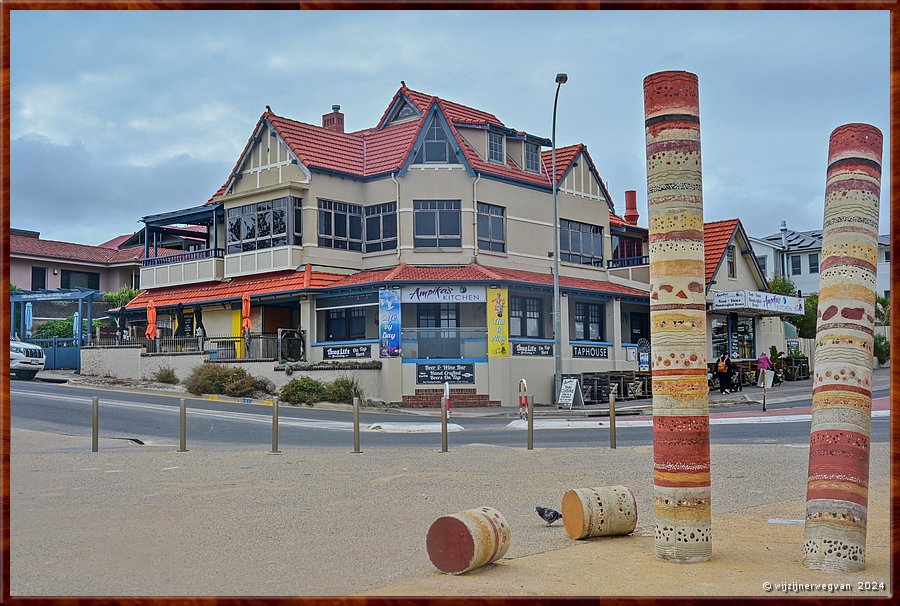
[413, 117, 460, 164]
[488, 132, 504, 163]
[387, 98, 420, 125]
[525, 143, 540, 172]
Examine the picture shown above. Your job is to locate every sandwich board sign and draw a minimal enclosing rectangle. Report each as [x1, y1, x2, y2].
[557, 378, 585, 410]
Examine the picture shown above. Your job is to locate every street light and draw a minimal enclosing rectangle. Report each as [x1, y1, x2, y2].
[552, 72, 567, 403]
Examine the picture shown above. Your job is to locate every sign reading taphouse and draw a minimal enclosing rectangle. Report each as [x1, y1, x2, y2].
[401, 285, 486, 303]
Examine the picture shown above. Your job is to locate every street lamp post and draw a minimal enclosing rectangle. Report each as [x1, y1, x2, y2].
[552, 73, 567, 403]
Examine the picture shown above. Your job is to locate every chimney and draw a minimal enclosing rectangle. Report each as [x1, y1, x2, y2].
[624, 190, 639, 225]
[322, 104, 344, 133]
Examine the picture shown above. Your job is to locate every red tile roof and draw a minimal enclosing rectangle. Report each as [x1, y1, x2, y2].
[125, 265, 347, 310]
[208, 83, 602, 202]
[703, 219, 741, 284]
[326, 262, 647, 297]
[11, 234, 180, 265]
[542, 144, 582, 186]
[98, 234, 132, 249]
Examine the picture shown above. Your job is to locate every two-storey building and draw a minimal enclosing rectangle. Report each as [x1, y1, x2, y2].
[123, 83, 651, 406]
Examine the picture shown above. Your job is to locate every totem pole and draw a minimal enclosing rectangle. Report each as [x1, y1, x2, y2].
[804, 124, 882, 572]
[643, 70, 711, 562]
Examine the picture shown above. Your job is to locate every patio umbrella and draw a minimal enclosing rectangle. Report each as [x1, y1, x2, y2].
[193, 305, 206, 337]
[24, 302, 33, 339]
[73, 311, 81, 339]
[241, 293, 252, 332]
[145, 300, 158, 340]
[174, 302, 186, 337]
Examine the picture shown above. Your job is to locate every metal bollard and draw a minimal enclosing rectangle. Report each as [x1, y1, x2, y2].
[527, 395, 534, 450]
[352, 395, 361, 453]
[270, 396, 281, 454]
[91, 397, 99, 452]
[178, 398, 188, 452]
[608, 391, 617, 449]
[440, 396, 448, 453]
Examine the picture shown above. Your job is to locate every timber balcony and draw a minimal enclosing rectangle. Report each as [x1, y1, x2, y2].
[606, 255, 649, 269]
[140, 248, 225, 289]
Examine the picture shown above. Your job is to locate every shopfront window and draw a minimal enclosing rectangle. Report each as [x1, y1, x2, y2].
[710, 315, 728, 359]
[510, 296, 543, 338]
[733, 315, 755, 359]
[573, 301, 604, 341]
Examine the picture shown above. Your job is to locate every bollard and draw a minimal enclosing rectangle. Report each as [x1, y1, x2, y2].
[270, 396, 281, 454]
[518, 378, 528, 420]
[562, 485, 637, 540]
[352, 395, 361, 453]
[608, 391, 617, 449]
[527, 395, 534, 450]
[440, 394, 448, 453]
[426, 506, 511, 574]
[443, 381, 451, 419]
[178, 398, 188, 452]
[91, 397, 99, 452]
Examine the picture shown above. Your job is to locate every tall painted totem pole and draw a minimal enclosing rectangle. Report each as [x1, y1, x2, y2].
[643, 71, 711, 562]
[804, 123, 882, 572]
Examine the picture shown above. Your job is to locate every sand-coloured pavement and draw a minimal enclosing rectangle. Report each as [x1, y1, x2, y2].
[10, 426, 891, 597]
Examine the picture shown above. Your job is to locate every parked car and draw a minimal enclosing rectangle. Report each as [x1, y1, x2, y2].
[10, 338, 45, 380]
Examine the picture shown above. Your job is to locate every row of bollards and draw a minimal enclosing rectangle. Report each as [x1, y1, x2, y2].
[89, 381, 612, 454]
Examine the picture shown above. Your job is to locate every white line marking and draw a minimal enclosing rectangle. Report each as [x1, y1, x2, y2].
[768, 519, 804, 525]
[366, 422, 464, 433]
[161, 466, 183, 471]
[104, 470, 124, 473]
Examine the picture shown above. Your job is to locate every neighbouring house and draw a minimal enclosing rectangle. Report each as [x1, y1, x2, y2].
[751, 222, 891, 299]
[99, 225, 208, 252]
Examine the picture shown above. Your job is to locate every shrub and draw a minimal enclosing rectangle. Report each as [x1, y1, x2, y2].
[254, 376, 277, 396]
[153, 366, 179, 384]
[184, 363, 242, 395]
[224, 372, 257, 397]
[280, 376, 327, 405]
[102, 285, 142, 308]
[874, 334, 889, 365]
[325, 376, 360, 403]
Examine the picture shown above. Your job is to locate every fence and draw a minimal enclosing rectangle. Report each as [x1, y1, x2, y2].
[85, 333, 280, 361]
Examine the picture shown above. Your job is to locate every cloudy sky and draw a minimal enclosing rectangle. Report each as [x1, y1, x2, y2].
[10, 10, 890, 245]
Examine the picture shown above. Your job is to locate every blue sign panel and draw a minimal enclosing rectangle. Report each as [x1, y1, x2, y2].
[379, 289, 402, 358]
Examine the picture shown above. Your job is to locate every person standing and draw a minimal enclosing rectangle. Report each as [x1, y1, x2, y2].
[715, 352, 734, 394]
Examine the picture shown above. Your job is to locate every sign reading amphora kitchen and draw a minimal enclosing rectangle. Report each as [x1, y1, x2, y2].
[416, 363, 475, 384]
[402, 285, 486, 303]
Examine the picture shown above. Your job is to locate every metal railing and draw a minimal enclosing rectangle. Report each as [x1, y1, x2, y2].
[401, 328, 488, 359]
[607, 255, 649, 269]
[87, 333, 280, 360]
[141, 248, 224, 267]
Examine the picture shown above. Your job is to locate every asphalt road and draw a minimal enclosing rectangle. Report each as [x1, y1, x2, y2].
[10, 380, 891, 450]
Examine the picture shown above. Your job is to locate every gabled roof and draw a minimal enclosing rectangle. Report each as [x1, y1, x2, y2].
[10, 233, 180, 265]
[99, 234, 132, 249]
[124, 265, 346, 311]
[704, 219, 767, 290]
[209, 83, 611, 202]
[324, 262, 648, 298]
[541, 144, 615, 213]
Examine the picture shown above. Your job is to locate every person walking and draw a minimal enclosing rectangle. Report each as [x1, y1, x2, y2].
[715, 352, 734, 394]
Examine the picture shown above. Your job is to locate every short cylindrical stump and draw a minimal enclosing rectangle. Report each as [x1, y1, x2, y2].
[562, 485, 637, 540]
[426, 506, 511, 574]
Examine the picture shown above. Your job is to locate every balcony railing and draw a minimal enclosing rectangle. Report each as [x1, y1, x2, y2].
[142, 248, 225, 267]
[401, 328, 488, 360]
[607, 255, 649, 269]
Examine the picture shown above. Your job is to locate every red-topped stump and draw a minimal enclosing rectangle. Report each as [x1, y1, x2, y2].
[426, 506, 511, 574]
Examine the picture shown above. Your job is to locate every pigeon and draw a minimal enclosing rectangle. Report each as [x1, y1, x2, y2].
[536, 506, 562, 526]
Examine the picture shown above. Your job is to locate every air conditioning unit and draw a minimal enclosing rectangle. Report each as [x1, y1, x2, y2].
[278, 328, 306, 363]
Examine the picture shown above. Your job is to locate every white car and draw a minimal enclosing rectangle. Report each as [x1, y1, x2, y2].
[10, 339, 45, 380]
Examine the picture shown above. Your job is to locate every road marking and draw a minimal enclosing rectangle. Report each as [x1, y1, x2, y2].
[104, 470, 124, 473]
[161, 466, 183, 471]
[506, 409, 890, 430]
[768, 519, 804, 524]
[366, 422, 464, 433]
